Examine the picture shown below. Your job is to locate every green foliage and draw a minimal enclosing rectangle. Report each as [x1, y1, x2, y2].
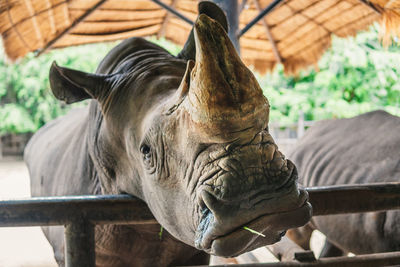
[259, 25, 400, 123]
[0, 42, 115, 134]
[0, 104, 35, 133]
[0, 37, 184, 134]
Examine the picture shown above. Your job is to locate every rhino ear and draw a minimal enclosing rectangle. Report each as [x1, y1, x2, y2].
[178, 1, 228, 61]
[49, 61, 114, 104]
[198, 1, 228, 30]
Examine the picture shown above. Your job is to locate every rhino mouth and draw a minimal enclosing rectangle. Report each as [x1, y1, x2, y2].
[202, 198, 311, 257]
[194, 177, 312, 257]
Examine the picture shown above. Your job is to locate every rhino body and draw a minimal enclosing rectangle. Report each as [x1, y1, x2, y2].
[25, 3, 311, 266]
[288, 110, 400, 256]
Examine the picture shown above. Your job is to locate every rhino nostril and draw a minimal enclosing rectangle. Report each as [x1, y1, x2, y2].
[197, 195, 207, 211]
[200, 189, 229, 222]
[201, 190, 218, 212]
[279, 230, 286, 237]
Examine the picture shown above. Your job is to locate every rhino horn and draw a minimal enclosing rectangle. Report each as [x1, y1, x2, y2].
[178, 1, 228, 61]
[184, 14, 270, 142]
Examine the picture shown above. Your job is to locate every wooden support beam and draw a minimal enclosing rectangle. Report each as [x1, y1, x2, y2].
[238, 0, 284, 37]
[358, 0, 383, 14]
[36, 0, 108, 57]
[157, 0, 178, 38]
[253, 0, 282, 63]
[150, 0, 193, 25]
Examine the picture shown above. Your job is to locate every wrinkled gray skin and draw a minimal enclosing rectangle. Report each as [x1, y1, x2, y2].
[289, 110, 400, 256]
[25, 3, 311, 266]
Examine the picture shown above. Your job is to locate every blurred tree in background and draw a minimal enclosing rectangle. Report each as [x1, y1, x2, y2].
[0, 37, 181, 134]
[0, 42, 113, 134]
[260, 26, 400, 124]
[1, 26, 400, 134]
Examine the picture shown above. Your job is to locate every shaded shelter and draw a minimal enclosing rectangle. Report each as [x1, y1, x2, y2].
[1, 0, 400, 73]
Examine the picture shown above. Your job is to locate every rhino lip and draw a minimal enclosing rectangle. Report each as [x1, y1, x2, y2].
[195, 188, 312, 257]
[209, 200, 312, 257]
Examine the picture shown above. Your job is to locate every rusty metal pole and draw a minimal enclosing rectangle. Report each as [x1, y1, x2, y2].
[210, 0, 240, 53]
[65, 220, 95, 267]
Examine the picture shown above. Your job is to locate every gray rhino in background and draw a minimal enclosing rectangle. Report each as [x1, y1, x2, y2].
[288, 110, 400, 257]
[25, 2, 311, 266]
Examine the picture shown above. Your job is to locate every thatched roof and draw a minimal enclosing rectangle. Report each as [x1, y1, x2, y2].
[1, 0, 400, 73]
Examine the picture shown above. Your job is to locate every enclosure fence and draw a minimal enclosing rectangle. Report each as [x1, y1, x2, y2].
[1, 183, 400, 267]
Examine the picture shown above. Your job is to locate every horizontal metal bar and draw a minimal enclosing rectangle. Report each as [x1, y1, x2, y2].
[238, 0, 284, 37]
[0, 183, 399, 227]
[186, 251, 400, 266]
[150, 0, 193, 25]
[307, 182, 400, 216]
[0, 195, 157, 227]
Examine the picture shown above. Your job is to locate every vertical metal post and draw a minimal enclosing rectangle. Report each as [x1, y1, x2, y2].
[65, 221, 95, 267]
[0, 136, 3, 159]
[297, 110, 305, 138]
[211, 0, 240, 53]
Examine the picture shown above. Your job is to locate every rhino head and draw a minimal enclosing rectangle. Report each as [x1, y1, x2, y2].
[48, 2, 311, 257]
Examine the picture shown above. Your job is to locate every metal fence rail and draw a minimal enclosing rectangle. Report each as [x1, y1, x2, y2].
[1, 183, 400, 266]
[0, 195, 156, 266]
[0, 194, 156, 227]
[188, 251, 400, 267]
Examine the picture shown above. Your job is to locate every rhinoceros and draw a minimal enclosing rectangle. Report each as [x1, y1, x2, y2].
[24, 2, 311, 266]
[288, 110, 400, 257]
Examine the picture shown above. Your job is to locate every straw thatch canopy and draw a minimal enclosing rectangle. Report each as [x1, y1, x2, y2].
[1, 0, 400, 73]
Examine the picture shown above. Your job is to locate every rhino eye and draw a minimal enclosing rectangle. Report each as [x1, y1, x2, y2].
[140, 144, 154, 171]
[140, 144, 151, 156]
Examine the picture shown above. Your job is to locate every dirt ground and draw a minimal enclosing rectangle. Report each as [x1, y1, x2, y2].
[0, 158, 324, 267]
[0, 158, 57, 267]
